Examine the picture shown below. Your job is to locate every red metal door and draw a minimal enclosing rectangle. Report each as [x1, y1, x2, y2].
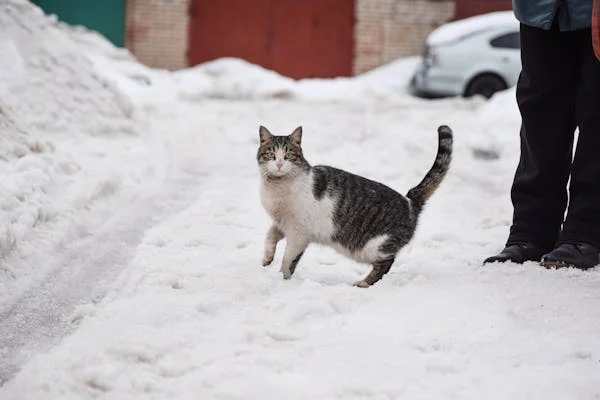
[310, 0, 354, 77]
[454, 0, 512, 20]
[188, 0, 271, 68]
[270, 0, 314, 78]
[188, 0, 355, 78]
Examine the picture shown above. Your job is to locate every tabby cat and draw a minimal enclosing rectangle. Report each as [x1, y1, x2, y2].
[257, 125, 452, 287]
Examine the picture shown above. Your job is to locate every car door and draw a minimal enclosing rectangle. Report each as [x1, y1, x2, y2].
[487, 30, 521, 86]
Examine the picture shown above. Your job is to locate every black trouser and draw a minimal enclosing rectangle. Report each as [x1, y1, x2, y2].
[508, 22, 600, 249]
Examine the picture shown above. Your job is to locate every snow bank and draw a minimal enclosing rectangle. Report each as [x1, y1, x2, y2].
[293, 57, 421, 102]
[173, 56, 421, 102]
[175, 58, 296, 100]
[428, 11, 518, 47]
[68, 25, 175, 109]
[0, 0, 165, 304]
[0, 3, 135, 136]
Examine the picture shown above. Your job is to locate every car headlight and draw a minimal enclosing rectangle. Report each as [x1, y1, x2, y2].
[423, 46, 440, 67]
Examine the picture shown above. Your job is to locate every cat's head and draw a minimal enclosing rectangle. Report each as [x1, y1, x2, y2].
[257, 126, 308, 179]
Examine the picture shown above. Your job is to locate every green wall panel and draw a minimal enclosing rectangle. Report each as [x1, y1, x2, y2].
[32, 0, 126, 47]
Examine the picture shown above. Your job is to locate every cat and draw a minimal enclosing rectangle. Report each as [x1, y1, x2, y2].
[257, 124, 452, 287]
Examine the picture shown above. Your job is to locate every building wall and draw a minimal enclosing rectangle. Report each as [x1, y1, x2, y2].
[125, 0, 457, 75]
[354, 0, 455, 74]
[125, 0, 189, 70]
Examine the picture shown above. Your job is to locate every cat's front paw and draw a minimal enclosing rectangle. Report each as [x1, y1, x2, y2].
[262, 255, 274, 267]
[281, 268, 292, 280]
[353, 280, 371, 288]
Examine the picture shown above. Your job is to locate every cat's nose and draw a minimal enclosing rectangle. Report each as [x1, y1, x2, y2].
[276, 161, 284, 169]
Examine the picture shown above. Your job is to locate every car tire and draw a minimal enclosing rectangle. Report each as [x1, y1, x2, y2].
[464, 74, 507, 99]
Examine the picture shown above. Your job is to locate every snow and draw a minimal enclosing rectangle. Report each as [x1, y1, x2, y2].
[0, 0, 170, 308]
[427, 11, 518, 47]
[468, 87, 520, 160]
[2, 1, 600, 399]
[174, 56, 421, 102]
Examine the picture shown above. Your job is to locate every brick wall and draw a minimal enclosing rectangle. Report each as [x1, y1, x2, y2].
[354, 0, 455, 74]
[126, 0, 190, 70]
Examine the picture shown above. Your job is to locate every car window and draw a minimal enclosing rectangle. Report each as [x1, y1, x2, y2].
[490, 32, 520, 49]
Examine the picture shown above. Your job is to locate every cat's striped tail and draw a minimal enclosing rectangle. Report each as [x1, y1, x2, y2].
[406, 125, 452, 212]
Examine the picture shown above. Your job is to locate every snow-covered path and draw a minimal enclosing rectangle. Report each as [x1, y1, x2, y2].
[2, 3, 600, 396]
[0, 167, 206, 384]
[0, 103, 211, 384]
[3, 98, 600, 399]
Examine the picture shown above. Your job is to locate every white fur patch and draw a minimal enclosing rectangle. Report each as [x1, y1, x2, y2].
[352, 234, 390, 263]
[332, 234, 389, 264]
[264, 149, 292, 177]
[261, 170, 335, 244]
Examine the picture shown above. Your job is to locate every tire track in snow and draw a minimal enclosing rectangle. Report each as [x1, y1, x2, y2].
[0, 168, 206, 386]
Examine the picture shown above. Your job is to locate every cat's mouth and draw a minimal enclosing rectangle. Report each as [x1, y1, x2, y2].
[262, 166, 290, 180]
[266, 163, 289, 176]
[268, 169, 288, 178]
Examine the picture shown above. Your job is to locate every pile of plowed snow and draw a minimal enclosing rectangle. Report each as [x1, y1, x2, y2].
[0, 1, 136, 135]
[174, 56, 421, 102]
[0, 0, 165, 303]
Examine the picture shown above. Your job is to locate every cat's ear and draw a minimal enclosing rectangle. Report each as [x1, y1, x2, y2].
[289, 126, 302, 146]
[259, 125, 273, 145]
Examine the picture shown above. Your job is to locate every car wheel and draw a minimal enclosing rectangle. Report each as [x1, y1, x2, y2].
[464, 74, 507, 99]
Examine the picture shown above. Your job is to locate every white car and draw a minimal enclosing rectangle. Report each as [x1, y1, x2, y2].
[410, 11, 521, 99]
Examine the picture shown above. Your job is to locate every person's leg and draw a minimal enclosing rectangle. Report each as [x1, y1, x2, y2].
[485, 23, 581, 265]
[559, 28, 600, 248]
[541, 28, 600, 270]
[507, 23, 581, 250]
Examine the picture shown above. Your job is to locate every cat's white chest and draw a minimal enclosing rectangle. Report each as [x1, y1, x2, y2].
[260, 181, 296, 225]
[260, 172, 335, 242]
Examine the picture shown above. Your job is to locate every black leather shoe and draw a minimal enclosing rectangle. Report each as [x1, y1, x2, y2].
[484, 243, 548, 265]
[540, 243, 600, 270]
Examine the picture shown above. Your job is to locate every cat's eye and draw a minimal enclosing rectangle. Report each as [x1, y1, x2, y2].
[285, 153, 298, 161]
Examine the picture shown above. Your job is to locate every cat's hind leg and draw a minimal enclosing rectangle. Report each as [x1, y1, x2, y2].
[262, 224, 284, 266]
[281, 238, 309, 279]
[354, 257, 395, 288]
